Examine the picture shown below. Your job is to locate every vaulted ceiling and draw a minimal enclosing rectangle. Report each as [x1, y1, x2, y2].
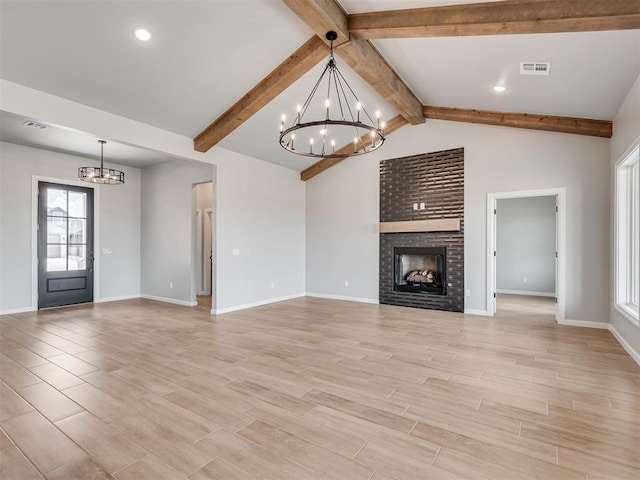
[1, 1, 638, 178]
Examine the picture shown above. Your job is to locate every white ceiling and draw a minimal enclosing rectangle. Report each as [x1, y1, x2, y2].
[0, 111, 179, 168]
[1, 0, 638, 171]
[374, 30, 640, 119]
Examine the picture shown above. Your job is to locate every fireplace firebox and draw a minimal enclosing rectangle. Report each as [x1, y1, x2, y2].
[394, 247, 447, 295]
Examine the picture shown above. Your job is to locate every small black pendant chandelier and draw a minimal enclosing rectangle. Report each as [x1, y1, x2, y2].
[78, 140, 125, 185]
[279, 31, 385, 158]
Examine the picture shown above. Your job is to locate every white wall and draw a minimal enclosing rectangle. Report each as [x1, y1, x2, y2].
[213, 149, 306, 313]
[610, 74, 640, 358]
[306, 119, 610, 323]
[140, 159, 213, 305]
[140, 151, 306, 313]
[0, 142, 306, 314]
[306, 154, 380, 301]
[0, 141, 141, 312]
[1, 82, 307, 315]
[496, 196, 556, 295]
[141, 152, 307, 312]
[139, 154, 306, 312]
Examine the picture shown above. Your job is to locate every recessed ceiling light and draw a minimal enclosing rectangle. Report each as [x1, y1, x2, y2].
[133, 27, 152, 42]
[493, 85, 506, 93]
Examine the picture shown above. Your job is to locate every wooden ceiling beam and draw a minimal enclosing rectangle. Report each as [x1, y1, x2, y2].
[281, 0, 425, 125]
[281, 0, 350, 46]
[193, 36, 328, 153]
[423, 105, 613, 138]
[302, 105, 612, 181]
[300, 114, 408, 181]
[348, 0, 640, 39]
[335, 39, 424, 125]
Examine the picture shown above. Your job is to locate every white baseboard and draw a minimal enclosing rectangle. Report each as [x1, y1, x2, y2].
[212, 293, 306, 315]
[464, 309, 491, 316]
[95, 294, 141, 304]
[608, 324, 640, 366]
[557, 318, 610, 329]
[141, 295, 197, 307]
[0, 306, 37, 316]
[497, 289, 555, 298]
[3, 294, 142, 315]
[556, 318, 639, 367]
[305, 293, 379, 305]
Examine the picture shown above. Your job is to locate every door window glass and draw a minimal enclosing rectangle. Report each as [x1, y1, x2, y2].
[45, 188, 88, 272]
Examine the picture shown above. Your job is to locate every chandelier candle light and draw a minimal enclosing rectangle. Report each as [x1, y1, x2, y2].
[78, 140, 125, 185]
[279, 31, 385, 158]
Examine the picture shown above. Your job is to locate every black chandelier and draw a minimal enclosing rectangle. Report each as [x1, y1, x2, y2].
[279, 31, 385, 158]
[78, 140, 125, 185]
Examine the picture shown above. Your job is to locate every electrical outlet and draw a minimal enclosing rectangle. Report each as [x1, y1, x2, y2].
[523, 276, 528, 283]
[344, 280, 349, 287]
[102, 248, 113, 255]
[270, 282, 275, 289]
[232, 249, 240, 256]
[169, 282, 173, 289]
[465, 289, 471, 297]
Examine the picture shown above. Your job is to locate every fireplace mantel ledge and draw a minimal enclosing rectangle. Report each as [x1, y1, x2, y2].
[379, 218, 460, 233]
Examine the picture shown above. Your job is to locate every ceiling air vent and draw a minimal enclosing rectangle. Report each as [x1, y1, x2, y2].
[22, 120, 49, 130]
[520, 62, 551, 76]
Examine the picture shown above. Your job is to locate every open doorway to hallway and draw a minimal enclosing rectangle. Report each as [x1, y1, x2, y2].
[193, 181, 213, 308]
[496, 196, 556, 319]
[487, 188, 566, 322]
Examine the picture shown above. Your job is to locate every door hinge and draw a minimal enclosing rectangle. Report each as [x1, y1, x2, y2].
[555, 206, 558, 213]
[494, 208, 497, 215]
[494, 292, 497, 298]
[555, 297, 558, 304]
[555, 251, 558, 258]
[493, 250, 496, 257]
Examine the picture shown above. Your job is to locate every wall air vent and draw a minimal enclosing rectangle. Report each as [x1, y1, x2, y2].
[520, 62, 551, 76]
[22, 120, 49, 130]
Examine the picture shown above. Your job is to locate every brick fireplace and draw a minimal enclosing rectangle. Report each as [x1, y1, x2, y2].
[379, 147, 464, 312]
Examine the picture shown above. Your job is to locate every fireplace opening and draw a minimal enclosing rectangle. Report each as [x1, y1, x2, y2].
[394, 247, 447, 295]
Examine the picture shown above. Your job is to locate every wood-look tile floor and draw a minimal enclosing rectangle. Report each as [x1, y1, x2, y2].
[1, 296, 638, 480]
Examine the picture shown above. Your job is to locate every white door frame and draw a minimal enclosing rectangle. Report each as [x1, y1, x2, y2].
[486, 187, 566, 322]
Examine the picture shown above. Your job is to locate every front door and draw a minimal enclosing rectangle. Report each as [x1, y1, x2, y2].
[38, 182, 94, 308]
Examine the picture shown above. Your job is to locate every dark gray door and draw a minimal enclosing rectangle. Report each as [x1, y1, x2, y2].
[38, 182, 94, 308]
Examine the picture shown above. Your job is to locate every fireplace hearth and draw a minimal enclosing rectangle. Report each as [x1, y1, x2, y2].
[394, 247, 446, 295]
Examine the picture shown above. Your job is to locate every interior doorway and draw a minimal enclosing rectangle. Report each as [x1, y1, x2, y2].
[487, 188, 566, 322]
[193, 182, 213, 307]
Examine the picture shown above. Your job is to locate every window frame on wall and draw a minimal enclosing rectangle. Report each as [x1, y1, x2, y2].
[615, 141, 639, 325]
